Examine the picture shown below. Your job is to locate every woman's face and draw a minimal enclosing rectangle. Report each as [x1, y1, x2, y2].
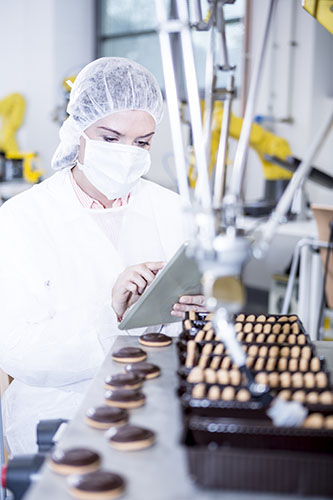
[78, 110, 156, 163]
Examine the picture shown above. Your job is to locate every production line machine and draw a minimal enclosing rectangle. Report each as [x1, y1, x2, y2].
[3, 1, 333, 499]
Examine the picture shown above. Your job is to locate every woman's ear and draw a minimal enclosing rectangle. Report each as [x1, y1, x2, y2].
[78, 136, 86, 164]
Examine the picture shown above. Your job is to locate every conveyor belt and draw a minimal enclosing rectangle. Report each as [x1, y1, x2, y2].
[25, 336, 332, 500]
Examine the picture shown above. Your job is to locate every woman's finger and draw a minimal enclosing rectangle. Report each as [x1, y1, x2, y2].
[135, 265, 158, 286]
[179, 295, 205, 306]
[129, 272, 148, 293]
[170, 309, 185, 319]
[144, 261, 166, 272]
[173, 303, 206, 313]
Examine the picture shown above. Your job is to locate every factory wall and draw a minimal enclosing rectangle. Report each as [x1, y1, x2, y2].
[0, 0, 95, 174]
[244, 0, 333, 205]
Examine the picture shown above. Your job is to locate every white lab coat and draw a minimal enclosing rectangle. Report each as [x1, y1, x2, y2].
[0, 169, 187, 454]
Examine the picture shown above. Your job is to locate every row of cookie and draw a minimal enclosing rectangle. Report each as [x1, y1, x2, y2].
[235, 313, 299, 324]
[244, 344, 314, 360]
[185, 341, 316, 359]
[246, 354, 321, 373]
[193, 384, 333, 430]
[183, 341, 317, 368]
[236, 331, 307, 345]
[276, 388, 333, 406]
[192, 382, 250, 402]
[255, 370, 328, 389]
[235, 320, 302, 335]
[46, 336, 172, 500]
[187, 352, 323, 373]
[187, 366, 244, 386]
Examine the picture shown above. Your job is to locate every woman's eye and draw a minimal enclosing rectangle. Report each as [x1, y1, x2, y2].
[103, 136, 118, 142]
[136, 141, 150, 148]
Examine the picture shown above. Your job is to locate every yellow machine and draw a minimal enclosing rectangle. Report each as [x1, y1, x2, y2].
[0, 93, 43, 183]
[302, 0, 333, 34]
[189, 101, 293, 189]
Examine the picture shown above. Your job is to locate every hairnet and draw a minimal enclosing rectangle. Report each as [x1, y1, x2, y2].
[51, 57, 164, 170]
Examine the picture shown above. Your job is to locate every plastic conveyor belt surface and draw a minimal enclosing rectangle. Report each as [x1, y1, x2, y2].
[24, 336, 332, 500]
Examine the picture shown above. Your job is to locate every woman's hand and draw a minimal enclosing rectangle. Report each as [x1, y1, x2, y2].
[112, 261, 165, 320]
[171, 295, 207, 319]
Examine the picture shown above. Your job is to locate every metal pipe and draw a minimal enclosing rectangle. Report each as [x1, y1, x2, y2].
[284, 0, 297, 123]
[216, 2, 230, 69]
[213, 73, 234, 207]
[228, 0, 276, 200]
[155, 1, 191, 204]
[176, 0, 212, 211]
[202, 19, 216, 164]
[192, 0, 203, 25]
[255, 111, 333, 257]
[281, 239, 302, 314]
[309, 251, 324, 340]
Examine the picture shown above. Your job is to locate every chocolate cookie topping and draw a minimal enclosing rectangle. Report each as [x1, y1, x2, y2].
[106, 424, 155, 443]
[125, 362, 161, 379]
[112, 347, 146, 358]
[104, 372, 143, 388]
[51, 448, 100, 466]
[105, 389, 145, 403]
[86, 406, 128, 424]
[69, 470, 125, 493]
[139, 333, 172, 343]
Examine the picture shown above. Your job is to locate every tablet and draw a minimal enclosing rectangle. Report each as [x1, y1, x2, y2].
[118, 242, 202, 330]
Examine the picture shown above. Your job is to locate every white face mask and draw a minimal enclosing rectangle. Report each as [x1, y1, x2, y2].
[77, 133, 151, 200]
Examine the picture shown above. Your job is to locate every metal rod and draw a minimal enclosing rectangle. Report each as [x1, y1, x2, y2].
[155, 1, 191, 204]
[228, 0, 276, 200]
[285, 0, 297, 123]
[282, 238, 333, 314]
[255, 111, 333, 256]
[202, 19, 216, 164]
[192, 0, 203, 25]
[213, 73, 234, 207]
[216, 2, 230, 69]
[176, 0, 212, 210]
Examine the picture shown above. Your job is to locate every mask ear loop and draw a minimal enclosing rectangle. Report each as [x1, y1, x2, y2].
[81, 131, 89, 141]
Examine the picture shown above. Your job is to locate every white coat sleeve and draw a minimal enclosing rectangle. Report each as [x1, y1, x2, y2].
[0, 205, 105, 388]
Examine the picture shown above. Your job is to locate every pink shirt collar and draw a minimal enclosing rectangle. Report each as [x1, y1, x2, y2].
[69, 169, 130, 209]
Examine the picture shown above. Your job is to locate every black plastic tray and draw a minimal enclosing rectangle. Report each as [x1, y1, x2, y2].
[184, 444, 333, 495]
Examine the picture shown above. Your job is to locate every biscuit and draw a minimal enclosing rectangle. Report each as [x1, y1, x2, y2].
[207, 385, 221, 400]
[185, 341, 197, 368]
[194, 330, 205, 342]
[139, 333, 172, 347]
[49, 448, 100, 475]
[303, 413, 324, 429]
[106, 424, 156, 451]
[68, 471, 125, 500]
[104, 373, 143, 391]
[124, 362, 161, 380]
[192, 383, 206, 399]
[104, 389, 146, 409]
[85, 406, 129, 430]
[204, 368, 217, 384]
[216, 369, 229, 385]
[187, 366, 204, 384]
[221, 386, 235, 401]
[112, 347, 147, 364]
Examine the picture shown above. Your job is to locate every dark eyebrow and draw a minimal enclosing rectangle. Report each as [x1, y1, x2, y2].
[97, 126, 124, 136]
[136, 132, 155, 139]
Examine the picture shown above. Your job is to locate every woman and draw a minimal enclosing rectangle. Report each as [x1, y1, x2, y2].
[0, 57, 205, 454]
